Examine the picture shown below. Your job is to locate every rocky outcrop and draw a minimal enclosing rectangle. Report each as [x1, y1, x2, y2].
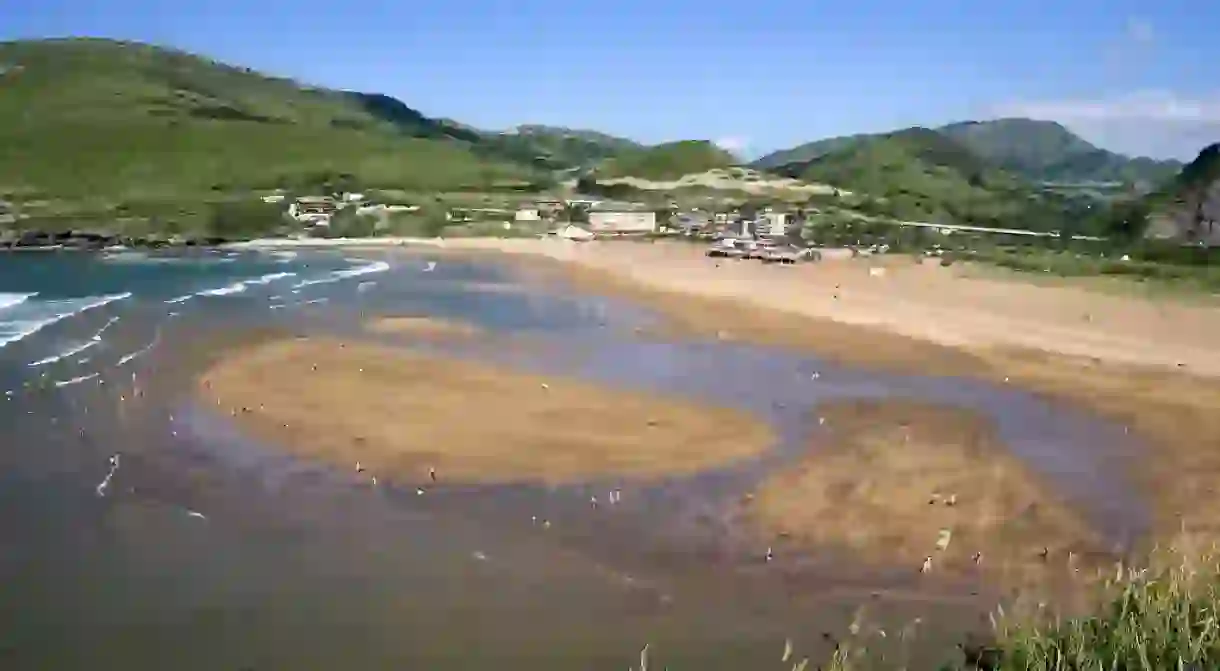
[0, 229, 235, 251]
[1145, 143, 1220, 245]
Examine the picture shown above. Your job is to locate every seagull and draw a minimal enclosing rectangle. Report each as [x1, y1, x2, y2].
[973, 551, 983, 565]
[590, 495, 598, 509]
[782, 639, 793, 663]
[424, 261, 437, 272]
[765, 546, 774, 562]
[921, 556, 933, 573]
[185, 510, 207, 521]
[810, 372, 820, 380]
[96, 454, 121, 497]
[429, 467, 437, 482]
[540, 383, 550, 391]
[355, 462, 364, 473]
[416, 487, 425, 496]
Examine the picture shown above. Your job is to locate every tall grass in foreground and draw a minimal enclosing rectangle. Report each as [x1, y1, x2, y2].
[988, 545, 1220, 671]
[816, 540, 1220, 669]
[629, 541, 1220, 670]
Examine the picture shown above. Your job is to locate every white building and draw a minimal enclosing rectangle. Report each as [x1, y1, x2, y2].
[514, 207, 541, 222]
[762, 212, 789, 238]
[587, 208, 657, 234]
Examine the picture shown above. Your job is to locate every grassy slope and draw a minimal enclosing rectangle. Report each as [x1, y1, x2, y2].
[0, 38, 531, 200]
[595, 140, 736, 181]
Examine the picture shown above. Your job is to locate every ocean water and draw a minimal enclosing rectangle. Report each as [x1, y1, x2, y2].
[0, 248, 1148, 670]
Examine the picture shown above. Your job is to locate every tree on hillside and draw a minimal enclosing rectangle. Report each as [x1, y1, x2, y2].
[562, 202, 589, 224]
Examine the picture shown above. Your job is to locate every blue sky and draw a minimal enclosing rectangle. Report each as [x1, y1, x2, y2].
[4, 0, 1217, 159]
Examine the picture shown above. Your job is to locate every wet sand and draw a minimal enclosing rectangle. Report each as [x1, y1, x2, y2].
[366, 316, 484, 339]
[746, 399, 1105, 589]
[429, 239, 1220, 551]
[199, 337, 776, 485]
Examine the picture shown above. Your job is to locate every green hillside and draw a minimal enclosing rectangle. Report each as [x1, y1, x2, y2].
[751, 134, 875, 171]
[479, 125, 643, 171]
[938, 119, 1182, 184]
[753, 118, 1181, 185]
[595, 140, 736, 180]
[0, 38, 533, 200]
[776, 128, 1088, 231]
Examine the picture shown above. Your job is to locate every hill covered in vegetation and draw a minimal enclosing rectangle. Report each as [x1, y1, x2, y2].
[754, 119, 1180, 185]
[594, 140, 737, 181]
[938, 118, 1182, 185]
[473, 124, 643, 172]
[773, 127, 1091, 231]
[0, 38, 537, 200]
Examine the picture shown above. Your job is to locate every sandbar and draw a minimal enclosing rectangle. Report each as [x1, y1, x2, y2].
[745, 399, 1104, 586]
[366, 316, 484, 339]
[199, 337, 775, 484]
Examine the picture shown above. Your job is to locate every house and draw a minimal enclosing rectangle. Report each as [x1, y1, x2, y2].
[288, 196, 337, 224]
[761, 212, 789, 238]
[587, 204, 657, 234]
[674, 211, 710, 234]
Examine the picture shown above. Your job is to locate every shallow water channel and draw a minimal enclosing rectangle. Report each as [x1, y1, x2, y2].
[0, 249, 1147, 669]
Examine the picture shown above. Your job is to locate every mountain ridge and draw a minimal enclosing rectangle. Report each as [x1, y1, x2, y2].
[753, 119, 1182, 185]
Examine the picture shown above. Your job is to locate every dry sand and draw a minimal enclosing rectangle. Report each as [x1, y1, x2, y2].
[435, 238, 1220, 548]
[200, 337, 775, 485]
[746, 399, 1105, 588]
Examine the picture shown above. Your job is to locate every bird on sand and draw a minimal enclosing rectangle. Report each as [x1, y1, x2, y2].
[429, 467, 437, 482]
[921, 556, 933, 573]
[423, 261, 437, 272]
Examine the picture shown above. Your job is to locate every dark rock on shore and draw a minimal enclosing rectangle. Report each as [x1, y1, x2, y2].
[0, 229, 237, 251]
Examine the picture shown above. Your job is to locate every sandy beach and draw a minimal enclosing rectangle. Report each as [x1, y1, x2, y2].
[419, 238, 1220, 549]
[200, 337, 775, 485]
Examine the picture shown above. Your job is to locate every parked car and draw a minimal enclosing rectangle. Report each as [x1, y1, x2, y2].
[706, 239, 747, 258]
[760, 244, 820, 264]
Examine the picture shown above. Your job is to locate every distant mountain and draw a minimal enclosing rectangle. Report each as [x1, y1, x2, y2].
[753, 118, 1182, 185]
[595, 140, 737, 181]
[938, 119, 1182, 185]
[0, 38, 534, 199]
[772, 127, 1083, 231]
